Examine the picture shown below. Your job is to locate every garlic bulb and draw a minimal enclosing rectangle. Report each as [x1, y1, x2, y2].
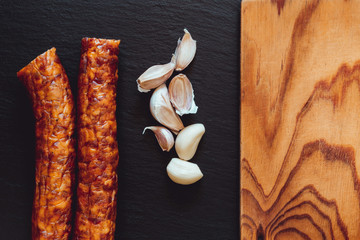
[167, 158, 203, 185]
[150, 84, 184, 132]
[174, 29, 197, 71]
[143, 126, 174, 152]
[175, 123, 205, 160]
[169, 74, 198, 116]
[137, 61, 175, 92]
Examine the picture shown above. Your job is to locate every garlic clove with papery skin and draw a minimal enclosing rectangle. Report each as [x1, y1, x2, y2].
[169, 74, 198, 116]
[173, 29, 197, 71]
[150, 84, 185, 133]
[143, 126, 174, 152]
[167, 158, 203, 185]
[175, 123, 205, 161]
[137, 61, 175, 93]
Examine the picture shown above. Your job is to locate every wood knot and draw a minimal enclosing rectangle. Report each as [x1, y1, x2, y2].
[257, 225, 264, 240]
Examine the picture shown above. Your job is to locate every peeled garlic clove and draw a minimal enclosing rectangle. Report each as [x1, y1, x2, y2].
[167, 158, 203, 185]
[150, 84, 185, 132]
[174, 29, 197, 71]
[137, 61, 175, 92]
[143, 126, 174, 152]
[175, 123, 205, 160]
[169, 74, 198, 116]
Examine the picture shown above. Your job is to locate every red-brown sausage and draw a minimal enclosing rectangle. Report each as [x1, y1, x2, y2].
[75, 38, 120, 240]
[17, 48, 75, 240]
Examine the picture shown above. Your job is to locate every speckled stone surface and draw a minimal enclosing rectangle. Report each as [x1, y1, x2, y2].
[0, 0, 240, 239]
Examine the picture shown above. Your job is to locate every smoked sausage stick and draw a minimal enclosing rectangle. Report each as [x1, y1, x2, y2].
[75, 38, 120, 240]
[17, 48, 75, 240]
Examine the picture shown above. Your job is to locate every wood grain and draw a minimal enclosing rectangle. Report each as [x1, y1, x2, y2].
[241, 0, 360, 239]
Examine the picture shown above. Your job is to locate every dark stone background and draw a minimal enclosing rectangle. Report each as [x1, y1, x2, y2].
[0, 0, 240, 239]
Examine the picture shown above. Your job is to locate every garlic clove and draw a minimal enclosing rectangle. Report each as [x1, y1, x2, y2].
[169, 74, 198, 116]
[175, 123, 205, 161]
[150, 84, 185, 132]
[137, 61, 175, 92]
[143, 126, 174, 152]
[166, 158, 203, 185]
[174, 29, 197, 71]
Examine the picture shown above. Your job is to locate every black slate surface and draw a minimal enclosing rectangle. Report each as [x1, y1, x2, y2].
[0, 1, 240, 239]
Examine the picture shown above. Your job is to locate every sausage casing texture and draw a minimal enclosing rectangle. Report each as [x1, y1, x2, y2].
[75, 38, 120, 240]
[17, 48, 75, 240]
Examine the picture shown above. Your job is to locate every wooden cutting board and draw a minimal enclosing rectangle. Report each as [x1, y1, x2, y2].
[240, 0, 360, 239]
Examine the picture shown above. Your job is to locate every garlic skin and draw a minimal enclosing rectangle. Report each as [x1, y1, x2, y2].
[174, 29, 197, 71]
[137, 61, 175, 92]
[169, 74, 198, 116]
[150, 84, 185, 132]
[167, 158, 203, 185]
[143, 126, 174, 152]
[175, 123, 205, 160]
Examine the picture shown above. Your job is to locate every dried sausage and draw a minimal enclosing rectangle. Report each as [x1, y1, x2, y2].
[75, 37, 120, 240]
[17, 48, 75, 240]
[18, 48, 75, 240]
[75, 38, 120, 240]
